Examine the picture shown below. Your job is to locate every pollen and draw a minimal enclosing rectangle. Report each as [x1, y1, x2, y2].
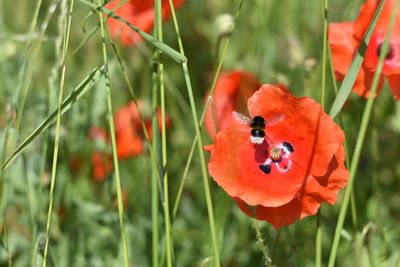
[270, 147, 283, 162]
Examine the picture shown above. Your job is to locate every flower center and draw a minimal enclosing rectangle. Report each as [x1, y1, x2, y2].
[377, 43, 394, 60]
[270, 147, 282, 162]
[258, 142, 295, 174]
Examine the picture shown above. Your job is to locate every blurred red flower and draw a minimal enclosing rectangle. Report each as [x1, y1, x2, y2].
[204, 71, 261, 139]
[329, 0, 400, 100]
[114, 101, 172, 159]
[205, 85, 349, 229]
[89, 127, 113, 182]
[105, 0, 185, 46]
[89, 101, 171, 179]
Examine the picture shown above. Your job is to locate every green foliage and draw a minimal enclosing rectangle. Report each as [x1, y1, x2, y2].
[0, 0, 399, 266]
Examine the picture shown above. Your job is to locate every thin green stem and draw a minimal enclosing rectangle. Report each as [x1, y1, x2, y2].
[171, 0, 244, 221]
[151, 7, 162, 267]
[13, 0, 44, 115]
[0, 0, 58, 249]
[42, 60, 66, 267]
[97, 1, 129, 266]
[104, 27, 165, 266]
[316, 213, 322, 267]
[77, 0, 186, 63]
[329, 0, 387, 119]
[151, 65, 161, 267]
[155, 0, 173, 266]
[328, 2, 399, 266]
[252, 219, 272, 266]
[327, 43, 358, 228]
[42, 1, 74, 265]
[15, 0, 57, 132]
[167, 1, 222, 265]
[72, 0, 128, 56]
[172, 138, 195, 218]
[321, 0, 328, 110]
[316, 0, 328, 265]
[185, 62, 221, 266]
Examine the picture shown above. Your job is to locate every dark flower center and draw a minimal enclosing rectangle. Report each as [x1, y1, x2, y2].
[258, 141, 295, 174]
[377, 43, 394, 60]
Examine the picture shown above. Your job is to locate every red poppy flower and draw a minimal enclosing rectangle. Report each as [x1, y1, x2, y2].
[204, 71, 291, 140]
[114, 101, 172, 159]
[329, 0, 400, 100]
[205, 85, 349, 229]
[204, 71, 262, 139]
[105, 0, 185, 46]
[89, 127, 113, 181]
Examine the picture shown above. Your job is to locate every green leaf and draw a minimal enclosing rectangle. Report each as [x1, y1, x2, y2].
[77, 0, 187, 64]
[2, 65, 106, 171]
[329, 0, 387, 119]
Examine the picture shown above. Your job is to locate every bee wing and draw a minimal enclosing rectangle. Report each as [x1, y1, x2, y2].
[265, 113, 285, 126]
[232, 111, 252, 125]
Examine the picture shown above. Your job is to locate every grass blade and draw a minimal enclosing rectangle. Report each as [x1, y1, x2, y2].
[329, 0, 386, 119]
[96, 0, 130, 265]
[171, 0, 244, 219]
[316, 0, 329, 265]
[2, 65, 105, 171]
[327, 1, 399, 266]
[155, 0, 173, 266]
[42, 0, 75, 265]
[76, 0, 187, 63]
[167, 0, 229, 264]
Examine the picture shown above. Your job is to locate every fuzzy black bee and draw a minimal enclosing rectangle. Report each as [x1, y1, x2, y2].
[232, 111, 285, 144]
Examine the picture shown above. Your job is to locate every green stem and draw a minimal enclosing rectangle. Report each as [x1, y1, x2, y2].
[321, 0, 328, 110]
[316, 0, 328, 265]
[329, 0, 387, 119]
[327, 42, 358, 229]
[328, 2, 399, 266]
[316, 213, 322, 267]
[96, 1, 129, 266]
[171, 0, 244, 221]
[76, 0, 186, 63]
[42, 1, 74, 265]
[167, 1, 224, 265]
[42, 56, 66, 267]
[252, 219, 272, 266]
[155, 0, 173, 266]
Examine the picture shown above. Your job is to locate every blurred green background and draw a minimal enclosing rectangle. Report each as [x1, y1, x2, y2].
[0, 0, 399, 266]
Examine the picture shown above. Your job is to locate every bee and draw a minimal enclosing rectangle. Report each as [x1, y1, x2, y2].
[232, 111, 285, 144]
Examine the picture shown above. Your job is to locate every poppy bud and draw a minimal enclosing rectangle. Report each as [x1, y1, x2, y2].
[215, 14, 234, 37]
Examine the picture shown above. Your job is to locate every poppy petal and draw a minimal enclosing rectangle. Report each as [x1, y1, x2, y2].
[353, 0, 397, 41]
[106, 0, 185, 46]
[204, 71, 260, 139]
[352, 65, 384, 98]
[236, 146, 348, 229]
[328, 22, 358, 79]
[114, 102, 145, 158]
[208, 127, 305, 207]
[247, 85, 345, 177]
[116, 129, 144, 158]
[364, 26, 400, 75]
[91, 152, 113, 181]
[387, 74, 400, 100]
